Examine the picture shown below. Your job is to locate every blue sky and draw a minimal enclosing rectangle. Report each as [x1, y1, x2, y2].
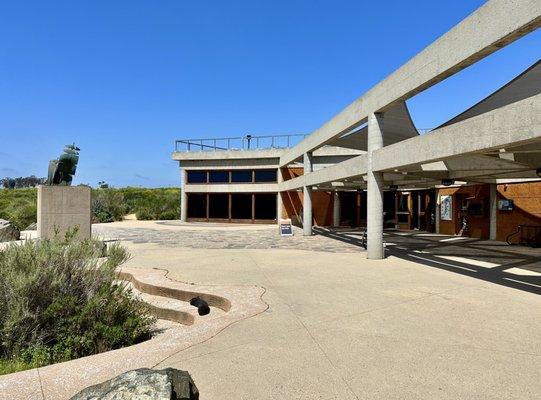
[0, 1, 539, 187]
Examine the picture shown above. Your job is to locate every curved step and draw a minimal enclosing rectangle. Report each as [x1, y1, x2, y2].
[117, 269, 231, 312]
[121, 281, 196, 325]
[123, 281, 227, 326]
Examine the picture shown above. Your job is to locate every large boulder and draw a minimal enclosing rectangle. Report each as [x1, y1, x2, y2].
[0, 219, 20, 242]
[70, 368, 199, 400]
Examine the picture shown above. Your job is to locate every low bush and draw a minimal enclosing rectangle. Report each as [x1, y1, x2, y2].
[0, 232, 155, 375]
[91, 188, 128, 222]
[0, 188, 37, 229]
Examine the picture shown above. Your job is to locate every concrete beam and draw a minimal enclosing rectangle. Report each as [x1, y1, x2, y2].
[185, 183, 278, 193]
[279, 0, 541, 166]
[279, 154, 367, 191]
[373, 94, 541, 172]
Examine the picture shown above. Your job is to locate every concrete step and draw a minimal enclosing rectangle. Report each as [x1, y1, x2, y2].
[121, 280, 226, 326]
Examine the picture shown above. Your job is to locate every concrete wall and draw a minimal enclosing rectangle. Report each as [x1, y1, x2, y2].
[37, 185, 91, 240]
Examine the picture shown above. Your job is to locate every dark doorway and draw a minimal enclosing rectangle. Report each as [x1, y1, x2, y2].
[339, 192, 358, 227]
[209, 193, 229, 219]
[412, 193, 419, 230]
[254, 193, 276, 220]
[231, 193, 252, 220]
[187, 193, 207, 219]
[383, 191, 396, 228]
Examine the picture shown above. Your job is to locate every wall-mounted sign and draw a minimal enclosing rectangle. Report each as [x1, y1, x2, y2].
[279, 218, 293, 236]
[498, 199, 514, 211]
[440, 195, 453, 221]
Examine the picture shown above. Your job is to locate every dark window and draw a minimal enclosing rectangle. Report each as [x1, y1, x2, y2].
[231, 170, 253, 183]
[254, 169, 277, 183]
[208, 194, 229, 218]
[187, 193, 207, 218]
[254, 193, 276, 220]
[187, 171, 207, 184]
[231, 194, 252, 219]
[209, 170, 229, 183]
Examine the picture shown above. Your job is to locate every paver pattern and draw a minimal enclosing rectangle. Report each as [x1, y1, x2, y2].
[93, 222, 363, 253]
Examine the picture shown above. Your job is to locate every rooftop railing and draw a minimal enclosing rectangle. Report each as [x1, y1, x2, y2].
[174, 134, 307, 152]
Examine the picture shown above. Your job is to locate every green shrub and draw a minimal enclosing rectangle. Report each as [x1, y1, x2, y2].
[135, 207, 154, 220]
[0, 188, 37, 229]
[91, 189, 127, 223]
[0, 232, 155, 374]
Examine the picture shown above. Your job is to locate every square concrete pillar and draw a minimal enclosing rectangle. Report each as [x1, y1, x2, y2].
[37, 185, 92, 240]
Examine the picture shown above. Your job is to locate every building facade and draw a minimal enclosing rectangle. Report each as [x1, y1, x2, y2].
[172, 1, 541, 255]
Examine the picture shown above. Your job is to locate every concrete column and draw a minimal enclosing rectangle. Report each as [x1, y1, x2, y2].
[333, 190, 341, 227]
[435, 194, 440, 234]
[276, 168, 283, 224]
[180, 167, 188, 223]
[489, 183, 497, 240]
[303, 152, 313, 236]
[367, 112, 385, 259]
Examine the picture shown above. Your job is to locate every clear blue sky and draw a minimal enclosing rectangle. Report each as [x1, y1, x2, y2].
[0, 1, 539, 187]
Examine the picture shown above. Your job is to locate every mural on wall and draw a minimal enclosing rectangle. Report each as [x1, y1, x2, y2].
[440, 195, 453, 221]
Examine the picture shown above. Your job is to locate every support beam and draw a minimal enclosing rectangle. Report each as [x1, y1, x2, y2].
[333, 191, 341, 227]
[373, 94, 541, 172]
[180, 167, 187, 223]
[303, 152, 313, 236]
[489, 184, 498, 240]
[277, 168, 283, 224]
[279, 154, 367, 191]
[279, 0, 541, 166]
[367, 113, 385, 259]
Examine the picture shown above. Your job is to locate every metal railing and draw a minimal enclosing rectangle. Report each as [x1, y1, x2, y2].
[174, 133, 307, 152]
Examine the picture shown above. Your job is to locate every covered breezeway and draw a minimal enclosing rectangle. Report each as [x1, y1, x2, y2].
[314, 227, 541, 295]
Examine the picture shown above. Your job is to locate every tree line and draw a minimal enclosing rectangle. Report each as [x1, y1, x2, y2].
[1, 176, 45, 189]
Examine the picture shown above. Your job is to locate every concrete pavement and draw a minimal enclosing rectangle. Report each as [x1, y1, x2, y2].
[93, 221, 541, 400]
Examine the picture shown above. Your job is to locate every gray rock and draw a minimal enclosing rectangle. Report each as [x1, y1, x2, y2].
[25, 222, 37, 230]
[0, 219, 20, 242]
[70, 368, 199, 400]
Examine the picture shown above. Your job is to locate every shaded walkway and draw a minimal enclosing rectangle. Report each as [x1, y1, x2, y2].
[314, 227, 541, 295]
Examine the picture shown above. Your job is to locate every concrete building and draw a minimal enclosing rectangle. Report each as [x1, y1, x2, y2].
[173, 0, 541, 258]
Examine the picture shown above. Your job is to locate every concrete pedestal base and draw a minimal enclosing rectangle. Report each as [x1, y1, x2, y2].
[37, 185, 92, 240]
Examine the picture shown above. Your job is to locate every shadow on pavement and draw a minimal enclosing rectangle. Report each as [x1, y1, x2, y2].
[314, 227, 541, 295]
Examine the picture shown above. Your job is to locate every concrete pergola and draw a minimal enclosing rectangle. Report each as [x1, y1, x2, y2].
[277, 0, 541, 259]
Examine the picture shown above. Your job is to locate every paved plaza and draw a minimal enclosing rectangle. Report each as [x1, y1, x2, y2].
[91, 221, 541, 400]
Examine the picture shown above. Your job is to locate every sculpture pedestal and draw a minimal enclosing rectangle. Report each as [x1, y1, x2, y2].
[37, 185, 92, 240]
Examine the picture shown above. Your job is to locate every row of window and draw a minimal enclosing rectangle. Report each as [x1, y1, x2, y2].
[186, 169, 277, 184]
[187, 193, 277, 220]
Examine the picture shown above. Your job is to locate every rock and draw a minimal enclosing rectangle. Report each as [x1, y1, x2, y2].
[25, 222, 37, 230]
[70, 368, 199, 400]
[0, 219, 20, 242]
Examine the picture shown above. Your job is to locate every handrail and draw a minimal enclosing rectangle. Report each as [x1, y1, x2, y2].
[174, 133, 307, 152]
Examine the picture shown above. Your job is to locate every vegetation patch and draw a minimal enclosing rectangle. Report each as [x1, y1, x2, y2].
[0, 232, 155, 375]
[0, 187, 181, 226]
[0, 188, 37, 230]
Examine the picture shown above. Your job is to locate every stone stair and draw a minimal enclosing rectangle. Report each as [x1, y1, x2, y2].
[122, 280, 226, 326]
